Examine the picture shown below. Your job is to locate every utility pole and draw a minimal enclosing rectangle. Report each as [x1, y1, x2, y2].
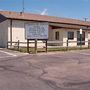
[22, 0, 24, 13]
[83, 17, 88, 21]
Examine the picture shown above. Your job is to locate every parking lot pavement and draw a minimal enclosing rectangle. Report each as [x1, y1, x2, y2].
[0, 49, 90, 90]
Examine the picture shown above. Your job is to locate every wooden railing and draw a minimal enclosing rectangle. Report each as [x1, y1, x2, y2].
[7, 40, 90, 53]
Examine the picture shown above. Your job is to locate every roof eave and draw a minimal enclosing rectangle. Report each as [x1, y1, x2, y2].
[6, 17, 90, 27]
[0, 14, 7, 23]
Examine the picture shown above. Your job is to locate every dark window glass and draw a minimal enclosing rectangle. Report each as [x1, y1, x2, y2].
[68, 32, 74, 40]
[55, 32, 59, 40]
[77, 31, 85, 45]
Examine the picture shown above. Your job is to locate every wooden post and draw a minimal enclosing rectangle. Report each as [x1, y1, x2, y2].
[45, 40, 48, 53]
[7, 42, 8, 49]
[35, 39, 37, 54]
[17, 40, 20, 51]
[66, 39, 69, 51]
[88, 40, 89, 48]
[27, 39, 29, 53]
[80, 34, 82, 50]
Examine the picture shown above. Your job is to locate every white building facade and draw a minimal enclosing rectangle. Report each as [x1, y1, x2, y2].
[0, 11, 90, 48]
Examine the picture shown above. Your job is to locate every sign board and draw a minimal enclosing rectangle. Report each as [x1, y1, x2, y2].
[25, 22, 48, 39]
[80, 29, 82, 34]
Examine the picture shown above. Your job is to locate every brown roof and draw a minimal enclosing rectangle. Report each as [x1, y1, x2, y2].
[0, 10, 90, 26]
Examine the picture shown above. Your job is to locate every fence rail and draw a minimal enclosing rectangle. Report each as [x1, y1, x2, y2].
[7, 40, 90, 53]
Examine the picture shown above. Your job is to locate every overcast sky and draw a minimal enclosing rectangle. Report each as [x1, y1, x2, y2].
[0, 0, 90, 21]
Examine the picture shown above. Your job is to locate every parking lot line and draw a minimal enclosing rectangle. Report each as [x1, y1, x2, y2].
[0, 56, 15, 58]
[78, 53, 90, 56]
[0, 50, 17, 57]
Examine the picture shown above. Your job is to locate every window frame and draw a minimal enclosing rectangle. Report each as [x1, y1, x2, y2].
[68, 31, 74, 40]
[55, 31, 59, 40]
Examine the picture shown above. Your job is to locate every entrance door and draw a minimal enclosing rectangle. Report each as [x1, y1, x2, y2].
[77, 31, 85, 45]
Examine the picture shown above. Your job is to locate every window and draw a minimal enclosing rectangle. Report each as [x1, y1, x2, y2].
[77, 31, 85, 45]
[55, 31, 59, 40]
[68, 31, 74, 40]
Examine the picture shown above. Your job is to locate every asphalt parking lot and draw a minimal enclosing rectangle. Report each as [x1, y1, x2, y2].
[0, 49, 90, 90]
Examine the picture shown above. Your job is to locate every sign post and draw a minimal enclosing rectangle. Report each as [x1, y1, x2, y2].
[45, 39, 48, 53]
[35, 39, 37, 54]
[80, 28, 82, 49]
[25, 22, 48, 54]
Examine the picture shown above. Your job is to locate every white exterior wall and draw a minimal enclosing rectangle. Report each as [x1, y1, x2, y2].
[50, 28, 88, 47]
[51, 29, 77, 47]
[88, 32, 90, 40]
[63, 29, 77, 47]
[49, 29, 63, 46]
[85, 31, 88, 46]
[0, 20, 9, 47]
[63, 29, 88, 47]
[0, 19, 87, 48]
[48, 27, 54, 41]
[10, 20, 45, 47]
[53, 29, 63, 41]
[9, 20, 25, 42]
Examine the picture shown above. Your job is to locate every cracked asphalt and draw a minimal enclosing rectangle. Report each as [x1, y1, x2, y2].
[0, 49, 90, 90]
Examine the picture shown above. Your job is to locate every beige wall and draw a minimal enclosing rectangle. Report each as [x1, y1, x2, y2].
[9, 20, 45, 47]
[88, 32, 90, 40]
[53, 29, 63, 41]
[0, 19, 89, 48]
[63, 29, 77, 47]
[50, 28, 77, 47]
[50, 28, 88, 47]
[11, 20, 26, 42]
[48, 26, 54, 41]
[47, 28, 63, 46]
[85, 31, 88, 46]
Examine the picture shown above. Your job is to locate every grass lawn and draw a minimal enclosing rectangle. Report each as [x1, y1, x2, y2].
[8, 46, 90, 53]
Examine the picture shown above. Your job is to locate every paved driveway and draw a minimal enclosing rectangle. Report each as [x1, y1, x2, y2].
[0, 49, 90, 90]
